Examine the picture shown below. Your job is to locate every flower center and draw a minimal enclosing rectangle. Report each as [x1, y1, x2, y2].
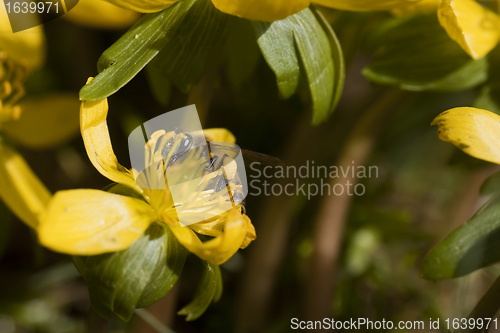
[138, 129, 245, 227]
[0, 52, 28, 124]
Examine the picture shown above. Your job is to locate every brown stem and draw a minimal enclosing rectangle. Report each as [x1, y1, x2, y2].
[133, 283, 179, 333]
[234, 114, 318, 333]
[304, 89, 410, 322]
[463, 275, 500, 333]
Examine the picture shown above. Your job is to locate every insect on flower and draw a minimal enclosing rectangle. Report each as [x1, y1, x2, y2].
[37, 94, 256, 267]
[134, 127, 249, 225]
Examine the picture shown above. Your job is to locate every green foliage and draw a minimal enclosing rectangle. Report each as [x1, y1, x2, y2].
[473, 45, 500, 115]
[253, 8, 344, 125]
[73, 223, 187, 321]
[178, 261, 222, 321]
[421, 194, 500, 281]
[252, 19, 300, 100]
[363, 14, 488, 91]
[480, 171, 500, 196]
[79, 0, 197, 100]
[103, 183, 146, 202]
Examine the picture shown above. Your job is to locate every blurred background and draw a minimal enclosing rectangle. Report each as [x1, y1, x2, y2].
[1, 5, 499, 333]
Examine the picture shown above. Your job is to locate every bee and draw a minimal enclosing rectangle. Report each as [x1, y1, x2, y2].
[138, 128, 281, 215]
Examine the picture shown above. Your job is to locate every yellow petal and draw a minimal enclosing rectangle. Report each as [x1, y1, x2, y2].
[189, 213, 255, 249]
[241, 216, 256, 249]
[3, 94, 80, 149]
[313, 0, 421, 11]
[38, 189, 157, 255]
[391, 0, 440, 16]
[211, 0, 309, 21]
[81, 79, 143, 194]
[169, 208, 251, 265]
[431, 107, 500, 164]
[438, 0, 500, 59]
[203, 128, 236, 143]
[0, 141, 51, 228]
[64, 0, 140, 29]
[0, 3, 46, 70]
[104, 0, 178, 13]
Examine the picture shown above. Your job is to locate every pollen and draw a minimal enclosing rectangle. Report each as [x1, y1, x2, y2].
[0, 52, 29, 124]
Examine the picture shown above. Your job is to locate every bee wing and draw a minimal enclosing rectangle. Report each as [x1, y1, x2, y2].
[208, 142, 284, 168]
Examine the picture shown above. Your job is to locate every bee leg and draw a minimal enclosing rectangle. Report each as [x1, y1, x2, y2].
[215, 175, 229, 192]
[205, 155, 219, 172]
[215, 154, 231, 171]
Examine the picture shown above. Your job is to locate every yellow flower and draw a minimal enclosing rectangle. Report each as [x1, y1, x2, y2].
[0, 2, 45, 120]
[63, 0, 140, 29]
[0, 2, 45, 70]
[437, 0, 500, 59]
[37, 78, 256, 265]
[0, 5, 81, 229]
[320, 0, 500, 60]
[0, 3, 52, 228]
[391, 0, 441, 16]
[104, 0, 500, 60]
[432, 107, 500, 165]
[0, 94, 80, 229]
[105, 0, 428, 21]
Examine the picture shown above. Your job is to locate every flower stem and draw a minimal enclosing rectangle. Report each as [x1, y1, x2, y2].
[135, 309, 177, 333]
[235, 113, 319, 333]
[460, 275, 500, 333]
[304, 88, 411, 321]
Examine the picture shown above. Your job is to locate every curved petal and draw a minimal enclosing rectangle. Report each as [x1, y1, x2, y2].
[190, 212, 255, 249]
[3, 94, 80, 149]
[104, 0, 178, 13]
[38, 189, 157, 255]
[0, 141, 51, 228]
[313, 0, 420, 11]
[169, 208, 251, 265]
[0, 4, 46, 70]
[431, 107, 500, 164]
[240, 216, 256, 249]
[211, 0, 309, 21]
[64, 0, 140, 29]
[203, 128, 236, 143]
[438, 0, 500, 59]
[391, 0, 440, 16]
[81, 78, 143, 194]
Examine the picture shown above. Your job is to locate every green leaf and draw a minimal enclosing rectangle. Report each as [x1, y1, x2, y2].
[312, 6, 345, 119]
[148, 0, 229, 93]
[252, 20, 300, 100]
[288, 10, 335, 125]
[73, 223, 187, 321]
[103, 183, 146, 202]
[473, 44, 500, 115]
[363, 14, 488, 91]
[178, 261, 222, 321]
[421, 193, 500, 280]
[480, 171, 500, 196]
[253, 8, 340, 125]
[79, 0, 197, 101]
